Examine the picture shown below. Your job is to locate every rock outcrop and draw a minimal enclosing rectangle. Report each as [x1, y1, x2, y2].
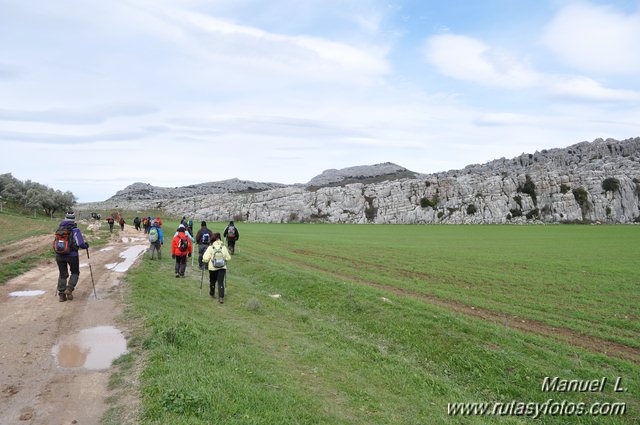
[79, 137, 640, 224]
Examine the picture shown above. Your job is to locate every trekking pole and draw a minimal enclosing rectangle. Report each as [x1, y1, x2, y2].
[200, 266, 204, 296]
[86, 248, 98, 300]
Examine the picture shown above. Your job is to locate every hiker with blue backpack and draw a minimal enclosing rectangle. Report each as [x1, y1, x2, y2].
[195, 221, 214, 270]
[171, 225, 193, 278]
[53, 211, 89, 302]
[148, 220, 164, 260]
[202, 232, 231, 303]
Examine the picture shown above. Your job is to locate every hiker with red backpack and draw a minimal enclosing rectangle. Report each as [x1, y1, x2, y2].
[202, 232, 231, 303]
[223, 221, 239, 254]
[171, 224, 193, 278]
[118, 216, 126, 231]
[53, 211, 89, 302]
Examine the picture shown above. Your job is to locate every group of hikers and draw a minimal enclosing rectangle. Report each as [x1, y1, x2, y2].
[53, 211, 240, 305]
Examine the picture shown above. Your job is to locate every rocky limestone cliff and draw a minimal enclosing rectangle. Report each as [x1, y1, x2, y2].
[79, 137, 640, 224]
[108, 178, 287, 201]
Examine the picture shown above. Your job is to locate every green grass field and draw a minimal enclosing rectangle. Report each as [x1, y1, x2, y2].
[106, 222, 639, 424]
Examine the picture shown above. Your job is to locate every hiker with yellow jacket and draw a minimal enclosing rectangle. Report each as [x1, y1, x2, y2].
[202, 232, 231, 304]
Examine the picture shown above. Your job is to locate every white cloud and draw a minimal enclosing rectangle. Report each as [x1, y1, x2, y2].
[424, 32, 640, 103]
[424, 34, 540, 88]
[547, 76, 640, 102]
[542, 2, 640, 74]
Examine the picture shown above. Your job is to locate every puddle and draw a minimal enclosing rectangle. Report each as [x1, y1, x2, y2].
[99, 247, 114, 252]
[105, 245, 147, 272]
[52, 326, 127, 369]
[80, 262, 88, 268]
[122, 237, 129, 243]
[10, 290, 46, 297]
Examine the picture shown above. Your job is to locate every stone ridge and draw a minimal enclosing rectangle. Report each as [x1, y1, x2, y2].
[108, 178, 287, 201]
[79, 137, 640, 224]
[306, 162, 415, 187]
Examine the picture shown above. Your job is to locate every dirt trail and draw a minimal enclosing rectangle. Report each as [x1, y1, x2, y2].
[0, 224, 148, 424]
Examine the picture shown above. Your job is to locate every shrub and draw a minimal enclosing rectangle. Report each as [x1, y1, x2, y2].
[526, 208, 539, 220]
[518, 175, 537, 206]
[420, 196, 438, 209]
[510, 209, 523, 218]
[466, 204, 477, 215]
[506, 213, 512, 221]
[606, 207, 612, 216]
[572, 187, 589, 208]
[513, 195, 522, 209]
[288, 212, 298, 222]
[560, 183, 570, 194]
[437, 211, 444, 219]
[602, 177, 620, 193]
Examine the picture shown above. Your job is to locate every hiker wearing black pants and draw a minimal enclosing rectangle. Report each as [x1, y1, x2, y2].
[202, 232, 231, 303]
[195, 221, 213, 270]
[223, 221, 239, 255]
[53, 211, 89, 302]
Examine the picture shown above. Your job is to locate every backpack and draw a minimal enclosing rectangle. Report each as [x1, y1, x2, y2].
[178, 234, 189, 252]
[53, 224, 78, 255]
[212, 246, 225, 268]
[149, 227, 159, 243]
[227, 226, 236, 240]
[201, 232, 210, 244]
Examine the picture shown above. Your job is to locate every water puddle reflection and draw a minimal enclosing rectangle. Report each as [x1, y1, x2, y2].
[52, 326, 127, 369]
[104, 245, 147, 272]
[99, 247, 114, 252]
[10, 290, 46, 297]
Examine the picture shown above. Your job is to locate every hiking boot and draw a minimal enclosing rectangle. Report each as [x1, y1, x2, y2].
[218, 298, 223, 304]
[175, 274, 180, 278]
[64, 287, 73, 301]
[59, 293, 67, 302]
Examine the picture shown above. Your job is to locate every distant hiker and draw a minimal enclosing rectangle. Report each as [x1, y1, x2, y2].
[195, 221, 214, 270]
[148, 221, 164, 260]
[53, 211, 89, 302]
[143, 217, 151, 234]
[181, 216, 187, 227]
[202, 232, 231, 303]
[106, 216, 115, 233]
[118, 216, 126, 231]
[171, 225, 193, 278]
[223, 221, 239, 255]
[188, 219, 194, 236]
[133, 216, 141, 231]
[155, 216, 164, 228]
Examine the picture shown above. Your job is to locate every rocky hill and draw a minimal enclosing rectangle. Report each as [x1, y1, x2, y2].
[79, 137, 640, 224]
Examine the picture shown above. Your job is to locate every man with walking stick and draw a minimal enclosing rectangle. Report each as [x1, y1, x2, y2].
[52, 211, 89, 302]
[86, 248, 98, 299]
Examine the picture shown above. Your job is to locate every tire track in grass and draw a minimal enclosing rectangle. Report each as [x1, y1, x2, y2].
[245, 245, 640, 365]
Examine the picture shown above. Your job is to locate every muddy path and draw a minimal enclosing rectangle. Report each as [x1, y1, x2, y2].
[0, 225, 148, 424]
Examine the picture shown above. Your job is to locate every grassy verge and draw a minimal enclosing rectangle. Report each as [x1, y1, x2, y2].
[114, 224, 639, 424]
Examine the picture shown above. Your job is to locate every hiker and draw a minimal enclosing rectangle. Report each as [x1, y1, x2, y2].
[172, 224, 196, 243]
[223, 221, 239, 254]
[171, 225, 193, 278]
[133, 216, 141, 231]
[106, 216, 115, 233]
[148, 221, 164, 260]
[188, 219, 194, 236]
[155, 216, 164, 228]
[202, 232, 231, 303]
[181, 216, 187, 227]
[118, 216, 126, 231]
[53, 211, 89, 302]
[143, 217, 151, 234]
[195, 221, 214, 270]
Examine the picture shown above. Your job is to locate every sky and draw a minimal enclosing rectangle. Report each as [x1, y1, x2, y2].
[1, 0, 639, 202]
